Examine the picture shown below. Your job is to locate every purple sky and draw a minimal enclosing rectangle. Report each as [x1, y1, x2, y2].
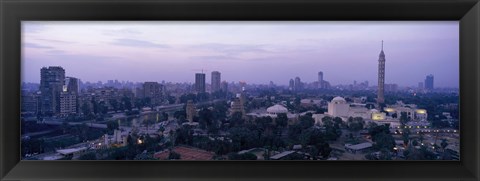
[22, 21, 459, 87]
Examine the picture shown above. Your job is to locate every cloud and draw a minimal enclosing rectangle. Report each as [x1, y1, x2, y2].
[189, 55, 239, 61]
[189, 43, 270, 55]
[24, 43, 53, 49]
[103, 29, 142, 36]
[35, 38, 74, 44]
[45, 50, 67, 55]
[110, 38, 170, 48]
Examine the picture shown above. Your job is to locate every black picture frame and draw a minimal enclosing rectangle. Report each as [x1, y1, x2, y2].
[1, 0, 479, 180]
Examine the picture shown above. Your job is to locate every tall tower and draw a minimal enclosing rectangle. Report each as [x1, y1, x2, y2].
[294, 77, 302, 92]
[211, 71, 221, 93]
[377, 41, 386, 105]
[318, 71, 324, 89]
[40, 66, 65, 115]
[195, 73, 206, 93]
[424, 74, 434, 90]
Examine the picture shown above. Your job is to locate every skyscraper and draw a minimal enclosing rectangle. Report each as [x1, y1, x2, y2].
[195, 73, 206, 93]
[318, 71, 324, 89]
[40, 66, 65, 115]
[289, 79, 294, 91]
[425, 74, 434, 90]
[294, 77, 302, 91]
[377, 41, 386, 105]
[221, 81, 228, 92]
[211, 71, 221, 93]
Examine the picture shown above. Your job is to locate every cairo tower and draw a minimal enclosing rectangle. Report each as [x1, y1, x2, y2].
[377, 41, 386, 105]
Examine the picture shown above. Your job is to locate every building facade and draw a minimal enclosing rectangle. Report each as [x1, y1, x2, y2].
[186, 100, 196, 122]
[40, 66, 65, 115]
[318, 71, 324, 89]
[211, 71, 221, 93]
[195, 73, 206, 93]
[294, 77, 302, 92]
[425, 74, 434, 90]
[60, 91, 77, 116]
[143, 82, 162, 105]
[327, 97, 350, 117]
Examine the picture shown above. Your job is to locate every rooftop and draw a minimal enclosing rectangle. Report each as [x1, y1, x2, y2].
[270, 150, 296, 160]
[345, 142, 373, 150]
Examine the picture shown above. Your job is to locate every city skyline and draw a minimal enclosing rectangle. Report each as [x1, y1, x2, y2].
[22, 21, 459, 87]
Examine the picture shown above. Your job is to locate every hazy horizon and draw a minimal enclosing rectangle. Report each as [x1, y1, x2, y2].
[22, 21, 459, 88]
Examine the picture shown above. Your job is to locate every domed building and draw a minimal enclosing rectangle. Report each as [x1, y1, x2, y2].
[331, 96, 347, 104]
[327, 96, 350, 117]
[267, 104, 289, 116]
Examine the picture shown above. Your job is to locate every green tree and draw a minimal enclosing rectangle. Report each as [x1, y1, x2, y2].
[230, 112, 245, 128]
[347, 117, 364, 136]
[275, 113, 288, 128]
[299, 115, 314, 129]
[106, 121, 119, 134]
[81, 102, 91, 116]
[373, 132, 395, 151]
[109, 99, 119, 111]
[321, 116, 333, 127]
[122, 96, 133, 111]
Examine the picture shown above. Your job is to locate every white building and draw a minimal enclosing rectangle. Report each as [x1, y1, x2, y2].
[266, 104, 288, 116]
[384, 105, 428, 121]
[327, 97, 349, 117]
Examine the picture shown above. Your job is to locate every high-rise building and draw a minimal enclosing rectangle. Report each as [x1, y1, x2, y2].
[221, 81, 228, 92]
[143, 82, 162, 105]
[425, 74, 434, 90]
[211, 71, 221, 93]
[40, 66, 65, 115]
[195, 73, 206, 93]
[318, 71, 324, 89]
[294, 77, 302, 91]
[289, 79, 294, 91]
[377, 41, 386, 105]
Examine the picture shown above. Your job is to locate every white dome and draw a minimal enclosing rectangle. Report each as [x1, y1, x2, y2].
[267, 104, 288, 114]
[331, 96, 346, 103]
